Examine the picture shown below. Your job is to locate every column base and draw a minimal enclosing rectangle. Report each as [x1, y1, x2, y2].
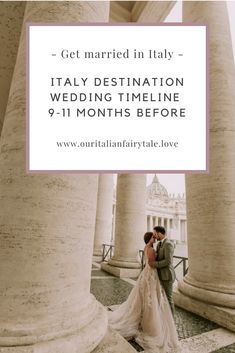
[178, 277, 235, 308]
[101, 262, 141, 278]
[92, 327, 136, 353]
[93, 255, 103, 262]
[108, 258, 141, 269]
[173, 286, 235, 333]
[0, 302, 107, 353]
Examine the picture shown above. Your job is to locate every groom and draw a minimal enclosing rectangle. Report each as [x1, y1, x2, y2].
[149, 226, 176, 315]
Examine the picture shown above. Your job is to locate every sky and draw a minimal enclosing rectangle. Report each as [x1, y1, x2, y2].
[147, 1, 235, 194]
[114, 174, 186, 194]
[146, 174, 185, 194]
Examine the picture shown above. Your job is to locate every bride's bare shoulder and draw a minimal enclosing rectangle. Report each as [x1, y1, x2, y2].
[144, 245, 155, 258]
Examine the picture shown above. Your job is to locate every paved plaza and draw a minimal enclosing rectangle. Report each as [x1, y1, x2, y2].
[91, 258, 235, 353]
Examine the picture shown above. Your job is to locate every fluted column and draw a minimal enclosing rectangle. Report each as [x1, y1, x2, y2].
[93, 174, 113, 258]
[175, 1, 235, 332]
[0, 2, 110, 352]
[102, 174, 146, 278]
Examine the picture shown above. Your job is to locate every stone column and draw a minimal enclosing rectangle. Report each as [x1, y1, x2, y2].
[147, 215, 150, 231]
[111, 203, 116, 243]
[177, 219, 180, 242]
[175, 1, 235, 332]
[184, 220, 188, 242]
[147, 215, 153, 230]
[0, 2, 111, 352]
[151, 215, 155, 227]
[156, 216, 160, 227]
[181, 220, 187, 243]
[102, 174, 146, 278]
[164, 218, 168, 229]
[93, 174, 113, 260]
[149, 215, 153, 230]
[151, 216, 154, 227]
[0, 2, 26, 137]
[133, 1, 176, 22]
[167, 218, 171, 233]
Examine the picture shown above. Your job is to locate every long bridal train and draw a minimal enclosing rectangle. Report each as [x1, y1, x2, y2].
[108, 260, 181, 353]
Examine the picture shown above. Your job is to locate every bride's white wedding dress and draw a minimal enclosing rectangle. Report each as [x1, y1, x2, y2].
[108, 248, 181, 353]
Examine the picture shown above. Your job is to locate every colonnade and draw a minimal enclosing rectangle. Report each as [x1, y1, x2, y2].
[147, 215, 172, 231]
[0, 2, 235, 353]
[146, 215, 187, 242]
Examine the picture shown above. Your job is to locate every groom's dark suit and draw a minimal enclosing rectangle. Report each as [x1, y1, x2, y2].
[155, 238, 176, 314]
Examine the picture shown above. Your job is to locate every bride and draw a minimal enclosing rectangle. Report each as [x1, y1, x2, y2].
[108, 232, 180, 353]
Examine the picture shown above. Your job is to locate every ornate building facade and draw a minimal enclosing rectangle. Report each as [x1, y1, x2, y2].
[146, 175, 187, 242]
[109, 174, 187, 248]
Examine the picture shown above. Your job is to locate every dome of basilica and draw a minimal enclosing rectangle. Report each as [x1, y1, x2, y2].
[147, 174, 169, 199]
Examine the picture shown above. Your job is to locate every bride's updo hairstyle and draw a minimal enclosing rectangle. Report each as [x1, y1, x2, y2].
[144, 232, 153, 244]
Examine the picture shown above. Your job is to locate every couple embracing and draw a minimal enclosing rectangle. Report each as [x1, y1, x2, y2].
[109, 226, 181, 353]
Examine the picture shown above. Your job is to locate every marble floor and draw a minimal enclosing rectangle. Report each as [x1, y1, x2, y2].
[91, 262, 235, 353]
